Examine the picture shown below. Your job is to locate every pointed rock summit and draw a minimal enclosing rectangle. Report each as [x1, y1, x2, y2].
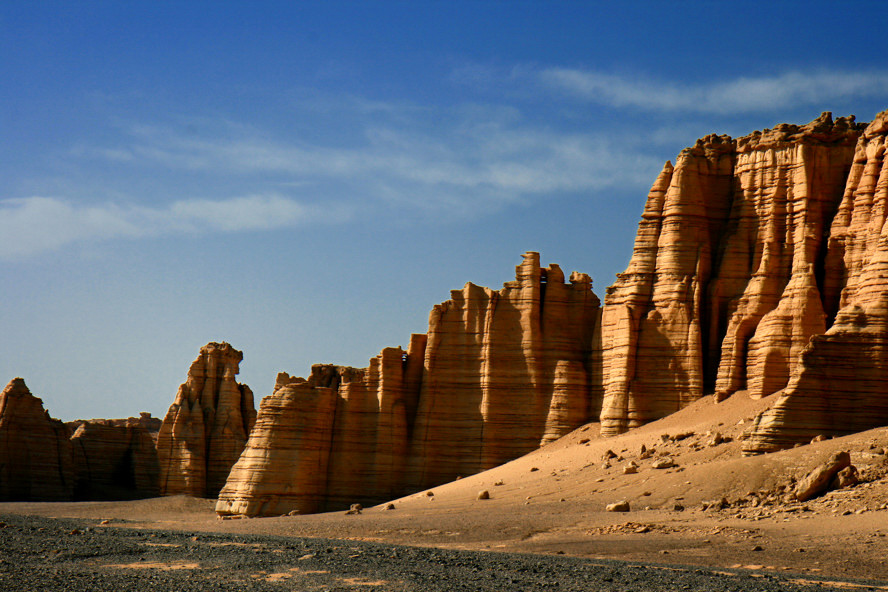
[156, 342, 256, 498]
[0, 378, 74, 501]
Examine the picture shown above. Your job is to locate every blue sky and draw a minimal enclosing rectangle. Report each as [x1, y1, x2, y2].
[3, 1, 888, 420]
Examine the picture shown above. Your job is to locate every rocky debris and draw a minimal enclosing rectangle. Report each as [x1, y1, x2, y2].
[600, 112, 863, 435]
[217, 253, 603, 517]
[622, 462, 638, 475]
[0, 378, 75, 501]
[345, 503, 362, 515]
[157, 342, 256, 498]
[477, 490, 490, 500]
[605, 500, 631, 512]
[794, 451, 853, 501]
[651, 457, 676, 470]
[832, 465, 859, 489]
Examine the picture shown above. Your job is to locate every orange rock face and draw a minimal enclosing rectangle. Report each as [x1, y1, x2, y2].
[0, 378, 75, 501]
[70, 419, 160, 499]
[601, 113, 862, 436]
[156, 342, 256, 498]
[216, 252, 602, 516]
[744, 110, 888, 452]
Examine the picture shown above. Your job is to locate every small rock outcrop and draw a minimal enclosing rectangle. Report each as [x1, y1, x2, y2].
[794, 451, 852, 501]
[156, 342, 256, 498]
[0, 378, 74, 501]
[217, 252, 602, 517]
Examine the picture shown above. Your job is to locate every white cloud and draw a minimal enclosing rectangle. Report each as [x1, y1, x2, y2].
[0, 194, 325, 259]
[537, 68, 888, 114]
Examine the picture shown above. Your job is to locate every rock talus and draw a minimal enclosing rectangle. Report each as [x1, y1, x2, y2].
[0, 378, 74, 501]
[217, 252, 601, 516]
[156, 342, 256, 498]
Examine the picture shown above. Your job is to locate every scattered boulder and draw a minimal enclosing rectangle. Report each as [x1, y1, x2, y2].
[794, 451, 851, 501]
[831, 465, 859, 490]
[606, 501, 630, 512]
[622, 462, 638, 475]
[345, 503, 363, 515]
[651, 457, 676, 470]
[477, 490, 490, 500]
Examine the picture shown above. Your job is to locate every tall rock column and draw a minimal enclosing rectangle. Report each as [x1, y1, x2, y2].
[156, 342, 256, 497]
[601, 113, 862, 435]
[406, 252, 601, 491]
[744, 110, 888, 452]
[0, 378, 74, 501]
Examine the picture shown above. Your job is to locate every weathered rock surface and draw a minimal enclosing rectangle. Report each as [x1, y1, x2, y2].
[744, 111, 888, 451]
[794, 451, 851, 502]
[0, 378, 74, 501]
[156, 342, 255, 498]
[217, 252, 602, 516]
[67, 412, 162, 439]
[601, 112, 863, 435]
[70, 419, 160, 500]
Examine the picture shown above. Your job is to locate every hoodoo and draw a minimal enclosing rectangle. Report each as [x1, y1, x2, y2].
[156, 342, 256, 498]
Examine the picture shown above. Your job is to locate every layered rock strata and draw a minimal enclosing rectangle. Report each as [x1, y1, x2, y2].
[216, 252, 602, 516]
[601, 113, 862, 435]
[0, 378, 74, 501]
[744, 110, 888, 451]
[156, 342, 256, 498]
[70, 419, 160, 499]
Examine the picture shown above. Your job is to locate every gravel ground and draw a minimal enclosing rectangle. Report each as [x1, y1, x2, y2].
[0, 514, 884, 592]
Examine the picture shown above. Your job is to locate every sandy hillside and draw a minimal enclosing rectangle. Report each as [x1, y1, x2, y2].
[4, 392, 888, 583]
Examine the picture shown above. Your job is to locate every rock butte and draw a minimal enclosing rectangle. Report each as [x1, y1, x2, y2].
[7, 110, 888, 511]
[215, 109, 888, 516]
[157, 342, 256, 498]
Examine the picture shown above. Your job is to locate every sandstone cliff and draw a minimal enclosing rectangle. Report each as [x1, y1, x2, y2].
[601, 113, 863, 435]
[216, 252, 601, 516]
[0, 378, 74, 501]
[156, 342, 256, 498]
[70, 419, 160, 499]
[744, 110, 888, 452]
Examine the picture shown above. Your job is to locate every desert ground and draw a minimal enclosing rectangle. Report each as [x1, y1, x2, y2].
[4, 392, 888, 590]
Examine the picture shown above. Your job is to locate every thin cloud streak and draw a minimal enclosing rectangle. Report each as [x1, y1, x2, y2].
[0, 194, 327, 259]
[538, 68, 888, 113]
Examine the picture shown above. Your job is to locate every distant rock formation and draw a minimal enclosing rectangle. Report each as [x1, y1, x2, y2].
[601, 112, 863, 436]
[216, 252, 602, 517]
[156, 342, 256, 498]
[0, 378, 74, 501]
[70, 419, 160, 499]
[744, 110, 888, 452]
[67, 412, 162, 440]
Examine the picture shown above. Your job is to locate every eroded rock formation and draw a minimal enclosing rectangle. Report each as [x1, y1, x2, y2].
[157, 342, 256, 498]
[217, 252, 602, 516]
[601, 112, 863, 435]
[70, 419, 160, 500]
[0, 378, 74, 501]
[744, 110, 888, 452]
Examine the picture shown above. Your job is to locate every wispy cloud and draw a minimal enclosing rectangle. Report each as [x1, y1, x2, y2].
[538, 68, 888, 114]
[0, 194, 328, 259]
